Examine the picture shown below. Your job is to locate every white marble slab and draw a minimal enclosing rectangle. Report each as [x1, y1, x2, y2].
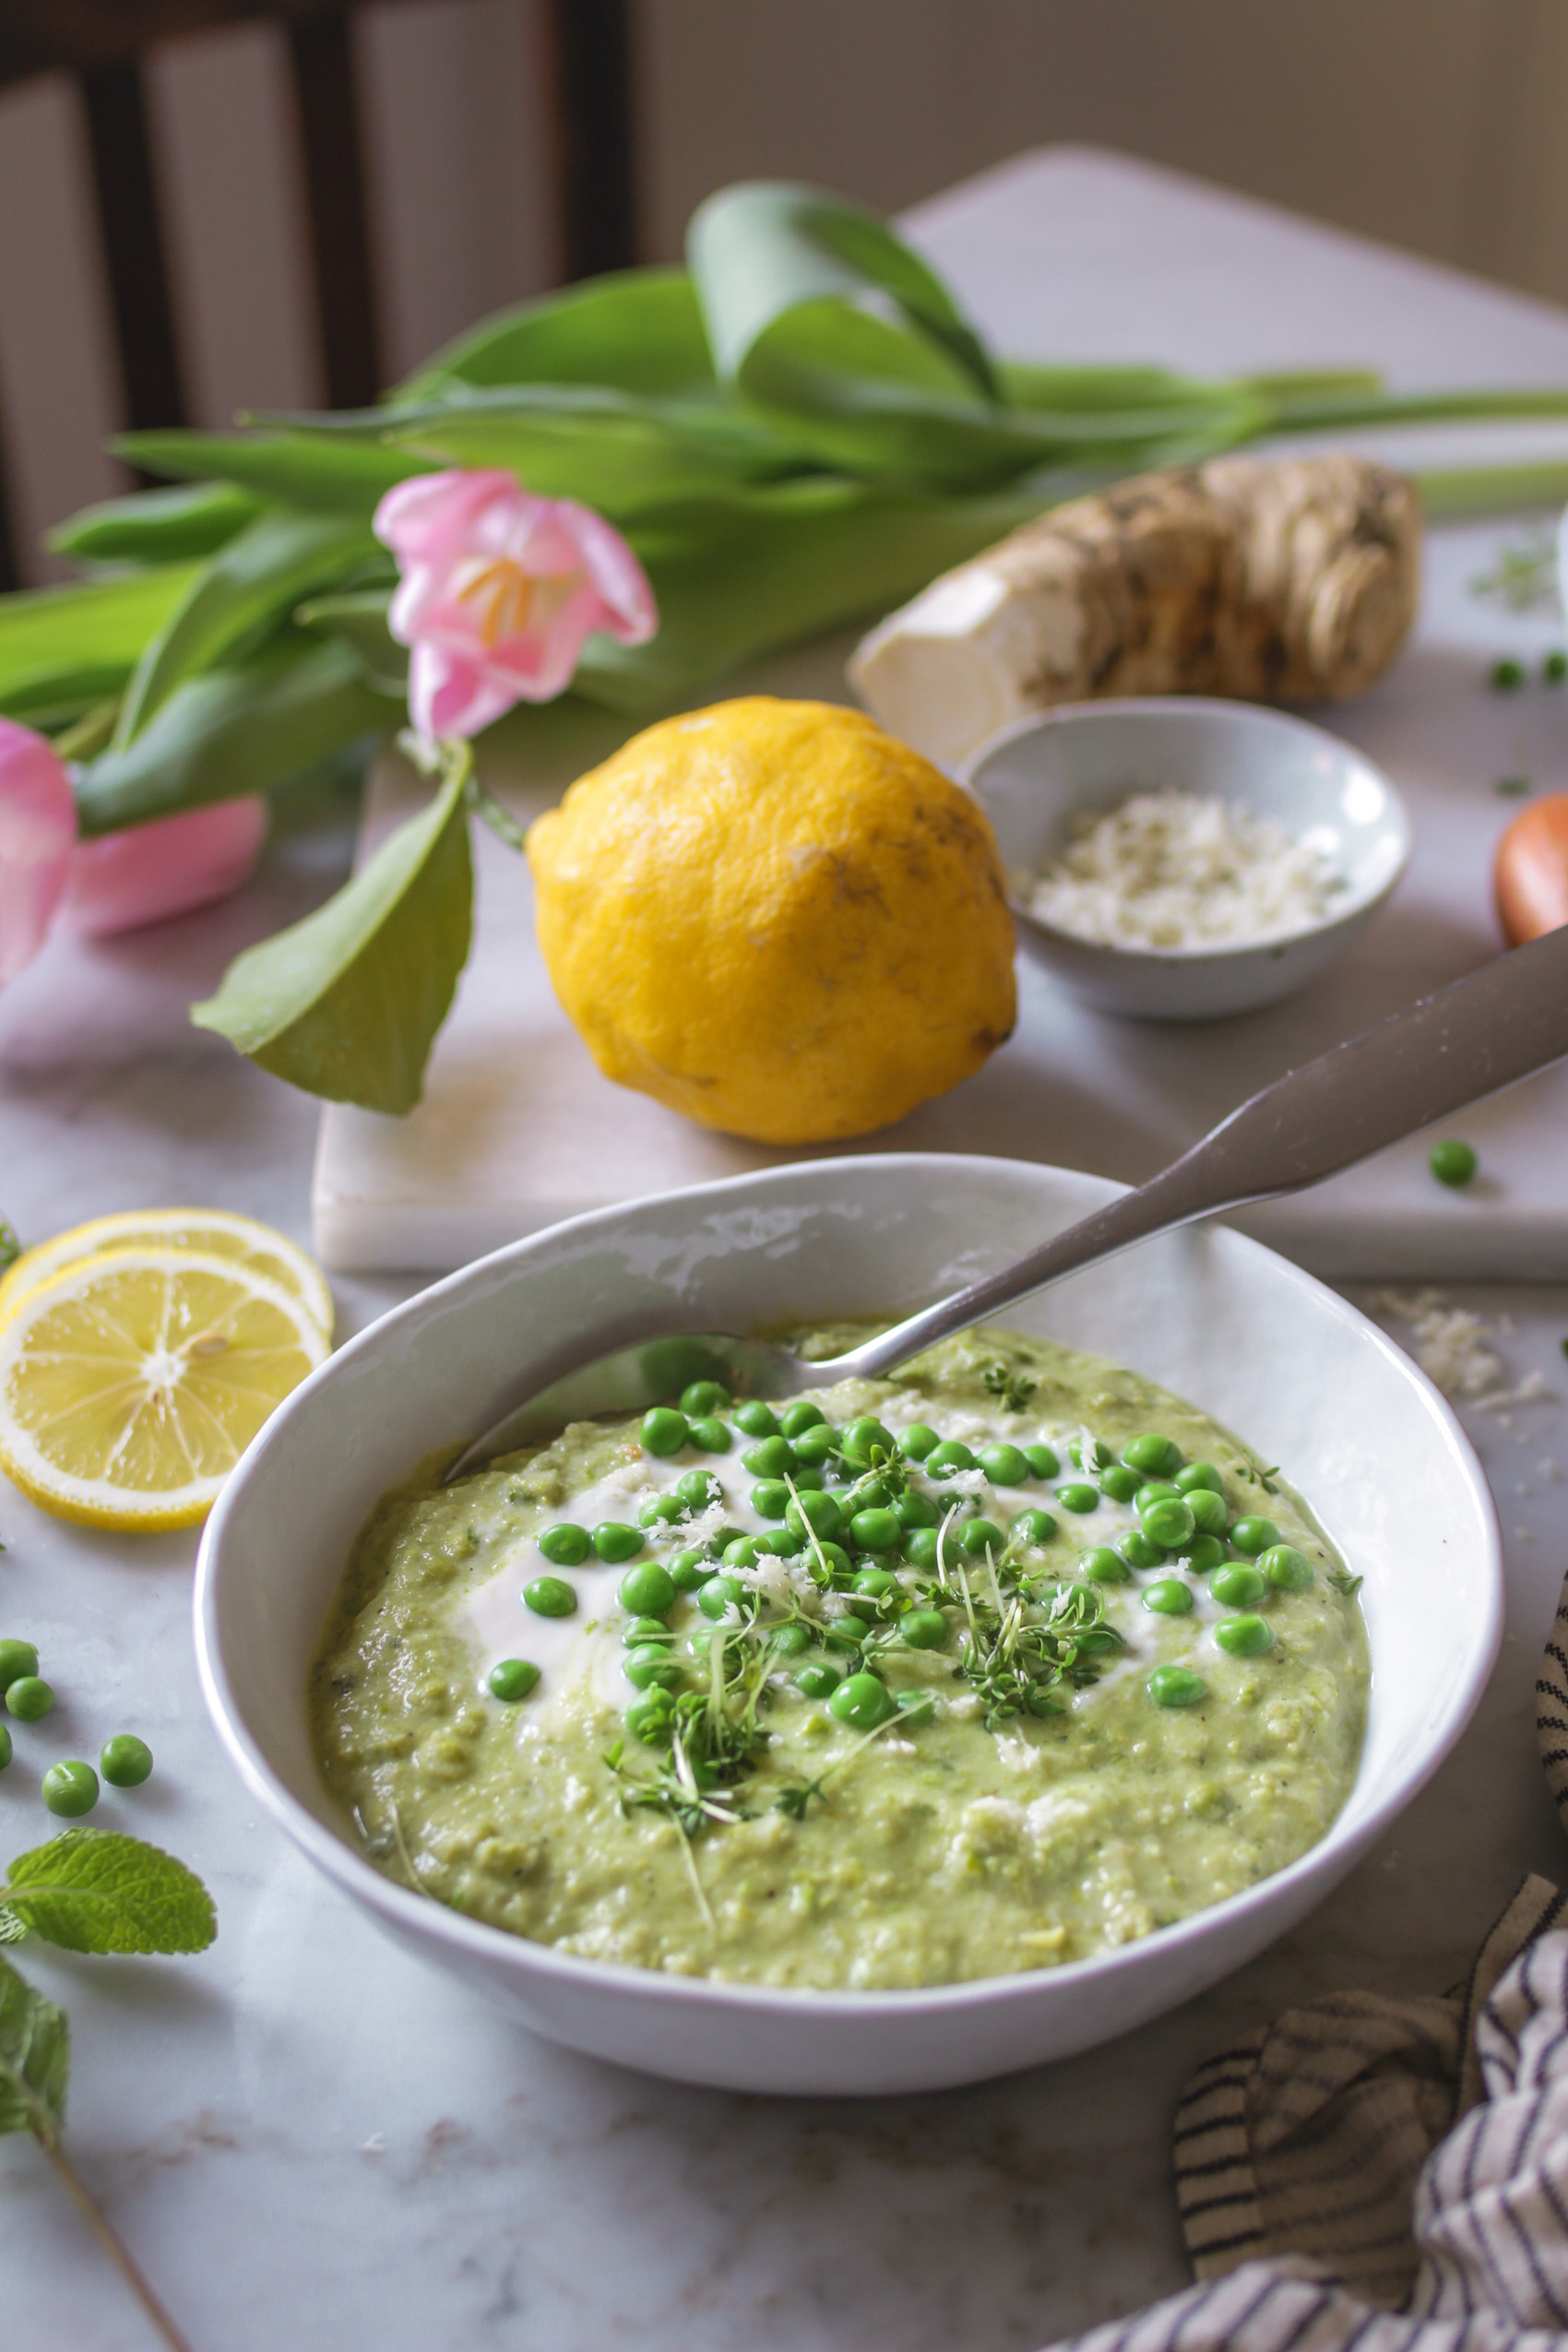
[313, 146, 1568, 1277]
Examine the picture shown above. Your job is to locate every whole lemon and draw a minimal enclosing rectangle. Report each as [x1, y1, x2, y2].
[527, 697, 1016, 1144]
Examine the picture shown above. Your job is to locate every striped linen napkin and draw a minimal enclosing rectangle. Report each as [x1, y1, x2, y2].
[1045, 1574, 1568, 2350]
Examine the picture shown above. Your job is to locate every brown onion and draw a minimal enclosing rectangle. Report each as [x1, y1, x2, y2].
[1495, 792, 1568, 944]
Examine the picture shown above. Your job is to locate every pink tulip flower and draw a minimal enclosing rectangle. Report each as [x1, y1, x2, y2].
[374, 469, 658, 740]
[58, 795, 269, 938]
[0, 718, 77, 983]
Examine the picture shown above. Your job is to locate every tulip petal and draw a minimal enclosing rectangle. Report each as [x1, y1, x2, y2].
[0, 718, 77, 983]
[59, 796, 269, 937]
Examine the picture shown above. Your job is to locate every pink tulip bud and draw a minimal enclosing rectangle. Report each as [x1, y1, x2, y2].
[373, 468, 658, 740]
[59, 795, 269, 938]
[0, 718, 77, 984]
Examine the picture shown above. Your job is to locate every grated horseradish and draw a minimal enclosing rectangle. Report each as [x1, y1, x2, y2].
[1016, 790, 1339, 952]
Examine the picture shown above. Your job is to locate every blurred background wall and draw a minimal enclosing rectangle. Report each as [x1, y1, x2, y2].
[5, 0, 1568, 580]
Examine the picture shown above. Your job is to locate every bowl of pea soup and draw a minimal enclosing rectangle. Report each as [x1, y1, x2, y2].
[195, 1154, 1501, 2097]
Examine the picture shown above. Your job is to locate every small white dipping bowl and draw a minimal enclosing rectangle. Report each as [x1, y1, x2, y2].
[195, 1156, 1497, 2097]
[966, 698, 1411, 1020]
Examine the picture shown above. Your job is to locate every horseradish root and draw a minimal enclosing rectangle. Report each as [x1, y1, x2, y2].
[849, 455, 1420, 767]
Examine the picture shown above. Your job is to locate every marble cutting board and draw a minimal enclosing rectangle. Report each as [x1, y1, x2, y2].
[312, 147, 1568, 1277]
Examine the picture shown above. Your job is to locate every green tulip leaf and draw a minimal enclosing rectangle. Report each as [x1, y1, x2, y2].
[74, 636, 392, 836]
[192, 741, 474, 1114]
[294, 588, 408, 693]
[49, 479, 263, 565]
[0, 564, 202, 728]
[117, 429, 431, 517]
[399, 266, 719, 400]
[114, 510, 383, 747]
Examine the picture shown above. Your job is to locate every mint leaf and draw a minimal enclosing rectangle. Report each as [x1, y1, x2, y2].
[0, 1953, 67, 2142]
[192, 737, 473, 1112]
[2, 1831, 216, 1956]
[0, 1906, 28, 1944]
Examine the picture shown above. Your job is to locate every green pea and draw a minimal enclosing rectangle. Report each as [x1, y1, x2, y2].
[488, 1659, 541, 1702]
[539, 1523, 590, 1566]
[925, 1440, 976, 1478]
[1175, 1462, 1223, 1495]
[1069, 1437, 1113, 1472]
[1099, 1465, 1142, 1503]
[1123, 1432, 1182, 1477]
[851, 1478, 893, 1512]
[791, 1465, 826, 1491]
[680, 1380, 731, 1418]
[688, 1625, 742, 1662]
[1117, 1530, 1164, 1570]
[722, 1536, 763, 1570]
[1143, 1496, 1196, 1550]
[641, 1407, 690, 1457]
[898, 1423, 940, 1460]
[698, 1574, 747, 1620]
[787, 1489, 842, 1542]
[1142, 1578, 1194, 1616]
[624, 1643, 684, 1690]
[0, 1641, 38, 1688]
[101, 1735, 155, 1791]
[750, 1479, 790, 1519]
[1491, 655, 1526, 690]
[840, 1416, 895, 1467]
[6, 1677, 53, 1721]
[978, 1442, 1030, 1486]
[1430, 1139, 1478, 1188]
[796, 1662, 840, 1698]
[771, 1622, 813, 1656]
[1011, 1507, 1058, 1547]
[1261, 1543, 1313, 1591]
[673, 1467, 720, 1514]
[1215, 1614, 1274, 1657]
[1229, 1516, 1280, 1557]
[897, 1689, 936, 1719]
[791, 1424, 837, 1467]
[1547, 649, 1568, 684]
[895, 1490, 939, 1529]
[1184, 1534, 1227, 1574]
[733, 1400, 780, 1438]
[1148, 1665, 1206, 1708]
[686, 1417, 732, 1454]
[780, 1400, 826, 1437]
[524, 1576, 576, 1618]
[905, 1526, 942, 1570]
[742, 1436, 794, 1479]
[1079, 1547, 1130, 1584]
[625, 1694, 675, 1743]
[814, 1541, 852, 1581]
[1211, 1562, 1267, 1607]
[1056, 1483, 1099, 1515]
[958, 1517, 1004, 1556]
[824, 1617, 868, 1649]
[592, 1522, 644, 1562]
[851, 1566, 897, 1603]
[617, 1562, 675, 1617]
[42, 1761, 98, 1818]
[639, 1494, 686, 1528]
[849, 1507, 900, 1552]
[670, 1548, 715, 1591]
[1134, 1480, 1182, 1514]
[759, 1526, 805, 1558]
[829, 1672, 897, 1729]
[901, 1610, 948, 1649]
[0, 1725, 9, 1770]
[623, 1617, 672, 1647]
[1024, 1443, 1060, 1479]
[1185, 1487, 1228, 1534]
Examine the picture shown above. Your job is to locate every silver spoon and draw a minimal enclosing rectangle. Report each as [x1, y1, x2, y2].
[446, 921, 1568, 1478]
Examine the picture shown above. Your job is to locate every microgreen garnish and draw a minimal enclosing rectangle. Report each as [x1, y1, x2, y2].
[771, 1703, 927, 1821]
[1470, 529, 1559, 611]
[983, 1362, 1039, 1414]
[954, 1567, 1123, 1729]
[1329, 1569, 1364, 1599]
[1232, 1457, 1280, 1495]
[0, 1830, 214, 2352]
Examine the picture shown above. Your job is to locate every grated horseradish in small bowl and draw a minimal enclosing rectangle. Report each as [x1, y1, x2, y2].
[965, 698, 1410, 1021]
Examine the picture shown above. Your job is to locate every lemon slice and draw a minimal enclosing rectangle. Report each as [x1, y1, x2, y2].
[0, 1208, 333, 1343]
[0, 1248, 330, 1529]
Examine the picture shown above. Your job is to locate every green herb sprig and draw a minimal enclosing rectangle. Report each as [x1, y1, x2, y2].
[982, 1362, 1039, 1414]
[0, 1829, 215, 2352]
[952, 1562, 1123, 1729]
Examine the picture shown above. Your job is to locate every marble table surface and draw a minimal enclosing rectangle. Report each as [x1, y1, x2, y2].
[3, 787, 1567, 2352]
[6, 150, 1568, 2352]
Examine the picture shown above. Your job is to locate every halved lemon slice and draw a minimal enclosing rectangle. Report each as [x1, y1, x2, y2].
[0, 1208, 333, 1343]
[0, 1247, 330, 1529]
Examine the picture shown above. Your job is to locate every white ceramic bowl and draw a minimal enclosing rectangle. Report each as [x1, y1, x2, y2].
[195, 1156, 1498, 2097]
[966, 698, 1411, 1019]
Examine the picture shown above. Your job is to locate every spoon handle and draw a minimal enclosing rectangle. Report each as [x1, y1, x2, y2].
[833, 922, 1568, 1384]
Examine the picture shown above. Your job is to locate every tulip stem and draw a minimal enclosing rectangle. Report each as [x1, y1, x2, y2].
[463, 771, 529, 854]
